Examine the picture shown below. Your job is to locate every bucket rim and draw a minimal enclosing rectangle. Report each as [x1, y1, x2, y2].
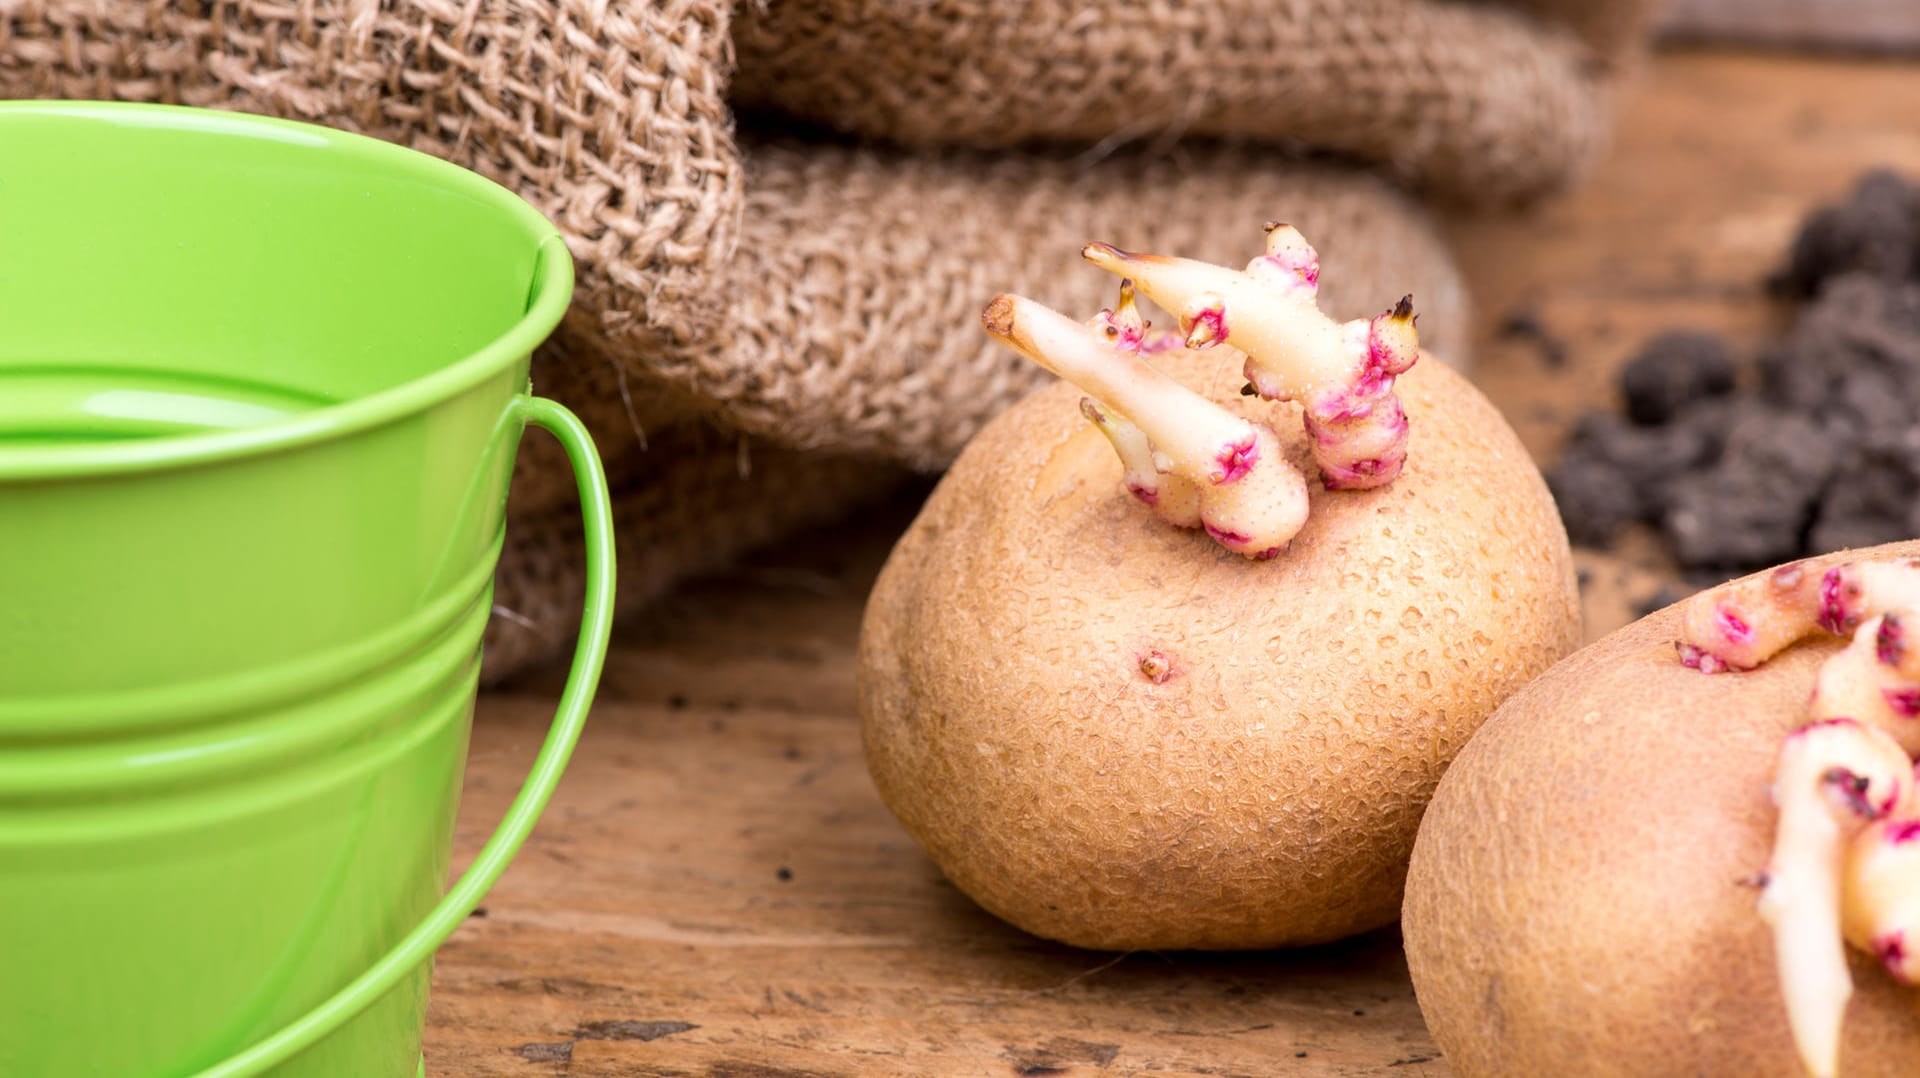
[0, 99, 575, 480]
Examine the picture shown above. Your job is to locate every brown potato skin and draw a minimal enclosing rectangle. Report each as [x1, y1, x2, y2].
[1404, 542, 1920, 1076]
[858, 349, 1579, 950]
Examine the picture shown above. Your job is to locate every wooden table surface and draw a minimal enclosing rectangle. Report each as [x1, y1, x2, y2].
[423, 48, 1920, 1077]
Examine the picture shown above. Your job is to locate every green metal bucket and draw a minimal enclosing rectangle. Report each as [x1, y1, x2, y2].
[0, 101, 615, 1076]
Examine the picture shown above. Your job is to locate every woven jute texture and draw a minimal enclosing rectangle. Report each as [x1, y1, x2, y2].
[2, 1, 1483, 683]
[0, 0, 742, 348]
[653, 138, 1470, 471]
[482, 421, 904, 683]
[731, 0, 1659, 207]
[5, 1, 1467, 481]
[510, 309, 717, 514]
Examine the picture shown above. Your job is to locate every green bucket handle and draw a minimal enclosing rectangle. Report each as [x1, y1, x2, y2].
[185, 395, 617, 1078]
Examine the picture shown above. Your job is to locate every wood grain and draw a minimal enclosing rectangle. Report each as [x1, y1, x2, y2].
[424, 48, 1920, 1077]
[428, 497, 1440, 1077]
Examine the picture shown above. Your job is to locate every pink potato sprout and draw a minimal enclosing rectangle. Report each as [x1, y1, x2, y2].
[1675, 557, 1920, 1077]
[1757, 717, 1915, 1078]
[980, 227, 1424, 558]
[1676, 558, 1920, 674]
[1843, 816, 1920, 985]
[1808, 612, 1920, 756]
[981, 285, 1309, 558]
[1081, 223, 1420, 490]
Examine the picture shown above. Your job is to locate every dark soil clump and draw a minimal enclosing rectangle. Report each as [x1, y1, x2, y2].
[1617, 331, 1735, 426]
[1770, 169, 1920, 299]
[1549, 170, 1920, 580]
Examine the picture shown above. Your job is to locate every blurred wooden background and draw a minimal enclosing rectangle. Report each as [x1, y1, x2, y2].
[1660, 0, 1920, 53]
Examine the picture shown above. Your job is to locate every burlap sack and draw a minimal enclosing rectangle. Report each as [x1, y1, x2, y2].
[491, 139, 1466, 673]
[0, 2, 1523, 683]
[509, 311, 715, 514]
[0, 1, 737, 515]
[0, 0, 742, 350]
[644, 137, 1470, 472]
[483, 423, 904, 683]
[5, 2, 1467, 485]
[731, 0, 1664, 207]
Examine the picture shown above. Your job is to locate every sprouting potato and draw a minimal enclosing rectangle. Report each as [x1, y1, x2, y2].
[857, 226, 1579, 950]
[1406, 546, 1920, 1078]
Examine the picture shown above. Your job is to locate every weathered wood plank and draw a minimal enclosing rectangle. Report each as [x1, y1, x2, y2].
[426, 511, 1441, 1076]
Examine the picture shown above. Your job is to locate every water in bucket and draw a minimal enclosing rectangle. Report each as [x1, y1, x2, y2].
[0, 365, 329, 444]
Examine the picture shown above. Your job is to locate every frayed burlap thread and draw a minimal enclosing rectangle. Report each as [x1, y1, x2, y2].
[645, 139, 1469, 471]
[510, 309, 718, 514]
[482, 422, 904, 683]
[731, 0, 1645, 207]
[0, 0, 742, 345]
